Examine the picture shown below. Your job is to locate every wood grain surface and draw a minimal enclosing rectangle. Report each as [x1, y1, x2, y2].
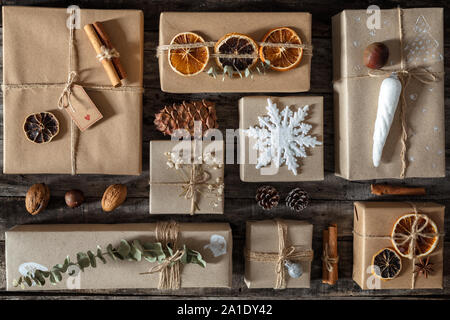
[0, 0, 449, 300]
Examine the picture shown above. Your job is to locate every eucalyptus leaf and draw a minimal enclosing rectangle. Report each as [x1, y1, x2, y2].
[117, 240, 131, 259]
[130, 240, 143, 261]
[24, 276, 32, 287]
[77, 252, 90, 271]
[106, 244, 116, 261]
[143, 242, 166, 263]
[97, 246, 107, 264]
[51, 270, 62, 283]
[87, 250, 97, 268]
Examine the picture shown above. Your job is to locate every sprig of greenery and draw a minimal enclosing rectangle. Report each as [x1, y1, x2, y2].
[13, 239, 206, 288]
[206, 60, 271, 80]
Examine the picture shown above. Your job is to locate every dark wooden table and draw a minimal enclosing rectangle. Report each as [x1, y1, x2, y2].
[0, 0, 449, 300]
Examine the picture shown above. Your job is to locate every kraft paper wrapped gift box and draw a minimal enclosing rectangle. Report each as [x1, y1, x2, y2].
[2, 6, 144, 174]
[149, 140, 225, 215]
[158, 12, 312, 93]
[332, 8, 445, 180]
[353, 202, 445, 290]
[6, 223, 233, 291]
[239, 96, 324, 182]
[244, 220, 313, 289]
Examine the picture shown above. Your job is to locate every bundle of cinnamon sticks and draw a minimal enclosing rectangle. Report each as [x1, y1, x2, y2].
[322, 224, 338, 285]
[84, 21, 127, 87]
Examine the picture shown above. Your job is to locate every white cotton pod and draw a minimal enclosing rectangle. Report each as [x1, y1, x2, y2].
[372, 73, 402, 167]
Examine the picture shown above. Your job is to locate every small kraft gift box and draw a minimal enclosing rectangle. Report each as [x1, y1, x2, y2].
[244, 220, 313, 289]
[239, 96, 323, 182]
[6, 222, 233, 291]
[149, 140, 225, 215]
[2, 6, 144, 175]
[332, 8, 445, 180]
[353, 202, 445, 290]
[158, 12, 312, 93]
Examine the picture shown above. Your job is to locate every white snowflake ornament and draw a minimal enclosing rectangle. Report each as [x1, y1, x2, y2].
[244, 98, 322, 175]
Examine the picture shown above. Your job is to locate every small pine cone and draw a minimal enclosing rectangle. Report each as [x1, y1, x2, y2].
[154, 100, 218, 137]
[286, 188, 309, 213]
[255, 186, 280, 210]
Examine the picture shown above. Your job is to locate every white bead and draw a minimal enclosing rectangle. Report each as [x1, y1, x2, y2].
[285, 261, 303, 279]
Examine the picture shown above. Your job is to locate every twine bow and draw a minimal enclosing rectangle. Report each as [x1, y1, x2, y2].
[245, 220, 314, 289]
[322, 244, 339, 272]
[57, 71, 78, 113]
[139, 221, 184, 290]
[181, 164, 212, 215]
[96, 45, 120, 61]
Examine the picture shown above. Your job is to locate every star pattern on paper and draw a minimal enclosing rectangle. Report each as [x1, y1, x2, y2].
[244, 98, 322, 175]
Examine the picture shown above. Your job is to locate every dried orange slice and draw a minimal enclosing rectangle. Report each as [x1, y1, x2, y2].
[371, 248, 402, 280]
[214, 33, 259, 73]
[168, 32, 209, 76]
[260, 27, 303, 72]
[391, 213, 439, 259]
[23, 112, 60, 144]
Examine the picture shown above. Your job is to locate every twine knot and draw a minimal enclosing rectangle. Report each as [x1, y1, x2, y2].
[57, 71, 78, 113]
[96, 45, 120, 61]
[322, 245, 339, 272]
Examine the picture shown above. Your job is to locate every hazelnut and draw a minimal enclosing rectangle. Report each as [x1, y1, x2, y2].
[25, 183, 50, 215]
[65, 189, 85, 208]
[363, 42, 389, 69]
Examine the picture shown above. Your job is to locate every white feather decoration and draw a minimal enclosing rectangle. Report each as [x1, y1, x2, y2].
[372, 73, 402, 167]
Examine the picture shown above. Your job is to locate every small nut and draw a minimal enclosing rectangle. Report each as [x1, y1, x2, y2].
[65, 189, 85, 208]
[363, 42, 389, 69]
[101, 184, 127, 212]
[25, 183, 50, 215]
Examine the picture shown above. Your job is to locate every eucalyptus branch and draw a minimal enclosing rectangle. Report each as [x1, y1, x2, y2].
[13, 239, 206, 289]
[206, 60, 271, 80]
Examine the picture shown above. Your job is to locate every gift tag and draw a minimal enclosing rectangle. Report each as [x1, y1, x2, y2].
[64, 85, 103, 132]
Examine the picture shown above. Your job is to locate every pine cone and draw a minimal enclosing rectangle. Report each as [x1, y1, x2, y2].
[286, 188, 309, 213]
[154, 100, 218, 137]
[255, 186, 280, 210]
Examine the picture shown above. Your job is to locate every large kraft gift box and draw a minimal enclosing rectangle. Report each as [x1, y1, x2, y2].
[6, 223, 232, 291]
[149, 140, 224, 214]
[239, 96, 323, 182]
[332, 8, 445, 180]
[2, 6, 143, 174]
[245, 220, 313, 289]
[353, 202, 445, 290]
[159, 12, 312, 93]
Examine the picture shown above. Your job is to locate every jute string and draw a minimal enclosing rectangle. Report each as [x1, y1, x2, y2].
[333, 7, 443, 178]
[322, 244, 339, 272]
[156, 42, 313, 59]
[245, 220, 314, 289]
[1, 9, 143, 175]
[139, 221, 184, 290]
[97, 45, 120, 61]
[353, 203, 444, 289]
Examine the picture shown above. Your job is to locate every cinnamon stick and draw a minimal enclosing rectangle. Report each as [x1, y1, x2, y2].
[322, 224, 338, 285]
[92, 21, 127, 80]
[371, 184, 426, 196]
[83, 24, 121, 87]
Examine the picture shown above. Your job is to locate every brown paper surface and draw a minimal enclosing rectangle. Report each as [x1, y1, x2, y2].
[239, 96, 323, 182]
[332, 8, 445, 180]
[159, 12, 311, 93]
[149, 140, 225, 214]
[3, 6, 143, 174]
[6, 223, 232, 291]
[353, 202, 444, 290]
[244, 220, 313, 288]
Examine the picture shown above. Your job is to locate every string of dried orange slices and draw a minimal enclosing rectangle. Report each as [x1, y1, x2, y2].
[166, 27, 306, 79]
[371, 212, 440, 282]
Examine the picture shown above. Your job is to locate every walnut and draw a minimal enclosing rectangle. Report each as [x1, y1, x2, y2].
[25, 183, 50, 215]
[101, 184, 127, 212]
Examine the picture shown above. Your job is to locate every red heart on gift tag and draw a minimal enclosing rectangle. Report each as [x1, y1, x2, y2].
[84, 114, 90, 121]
